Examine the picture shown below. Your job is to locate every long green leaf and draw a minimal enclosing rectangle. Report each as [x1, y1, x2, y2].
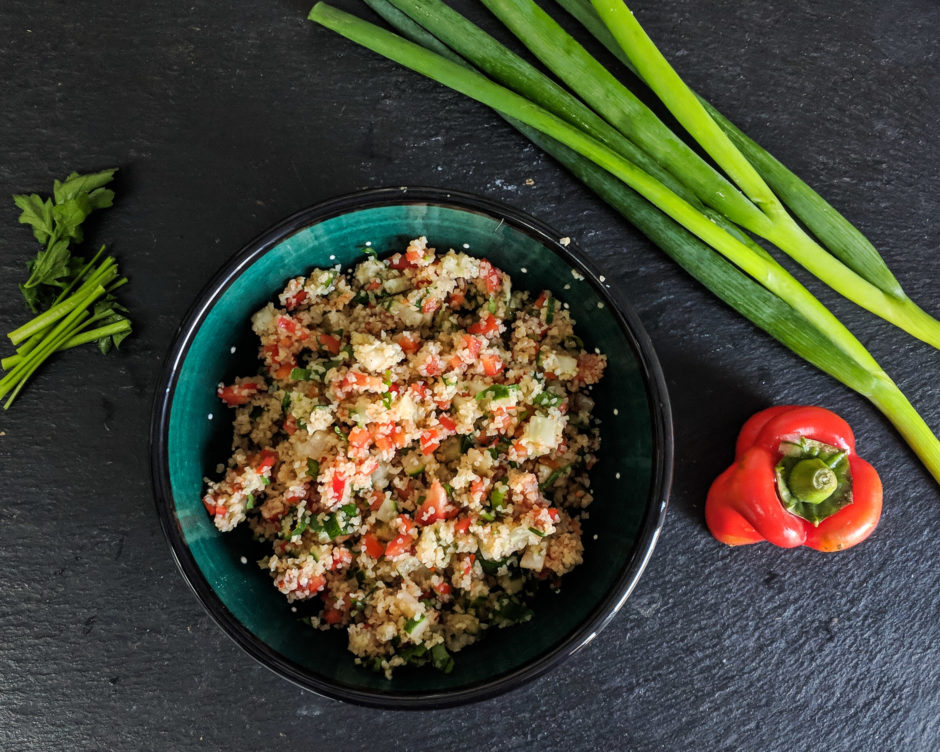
[476, 0, 766, 233]
[552, 0, 905, 297]
[589, 0, 940, 348]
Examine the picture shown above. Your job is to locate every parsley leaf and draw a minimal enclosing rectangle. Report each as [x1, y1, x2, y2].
[12, 193, 55, 244]
[1, 168, 131, 408]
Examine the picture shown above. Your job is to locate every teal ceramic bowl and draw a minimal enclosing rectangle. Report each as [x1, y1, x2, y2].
[151, 186, 672, 708]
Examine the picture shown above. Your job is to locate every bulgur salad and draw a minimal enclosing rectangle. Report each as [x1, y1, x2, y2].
[203, 237, 606, 676]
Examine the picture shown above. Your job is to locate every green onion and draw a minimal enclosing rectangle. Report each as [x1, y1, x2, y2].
[494, 597, 534, 623]
[533, 391, 563, 408]
[308, 1, 940, 482]
[489, 484, 507, 511]
[475, 384, 511, 401]
[323, 514, 343, 540]
[554, 0, 904, 297]
[246, 494, 255, 510]
[430, 642, 455, 673]
[528, 526, 546, 538]
[585, 0, 939, 347]
[540, 463, 573, 491]
[403, 614, 425, 634]
[544, 295, 556, 324]
[306, 458, 320, 478]
[289, 367, 310, 380]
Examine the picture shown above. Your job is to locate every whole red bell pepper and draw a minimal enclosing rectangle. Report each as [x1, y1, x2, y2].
[705, 405, 883, 552]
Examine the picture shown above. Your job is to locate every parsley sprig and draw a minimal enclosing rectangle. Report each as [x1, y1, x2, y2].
[0, 169, 132, 408]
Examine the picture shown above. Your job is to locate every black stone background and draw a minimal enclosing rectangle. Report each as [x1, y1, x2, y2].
[0, 1, 937, 750]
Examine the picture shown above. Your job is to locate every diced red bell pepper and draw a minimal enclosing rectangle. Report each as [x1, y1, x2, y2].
[468, 314, 500, 335]
[454, 516, 473, 534]
[257, 450, 278, 471]
[481, 354, 503, 376]
[397, 333, 421, 355]
[388, 253, 414, 271]
[284, 290, 307, 311]
[461, 334, 482, 358]
[420, 428, 441, 455]
[362, 533, 385, 558]
[331, 473, 346, 500]
[433, 581, 452, 597]
[385, 534, 413, 558]
[478, 259, 502, 294]
[318, 333, 341, 355]
[202, 497, 226, 517]
[331, 547, 354, 570]
[276, 316, 301, 337]
[217, 382, 261, 406]
[348, 426, 371, 448]
[416, 479, 457, 525]
[438, 414, 457, 433]
[322, 607, 345, 624]
[299, 574, 326, 595]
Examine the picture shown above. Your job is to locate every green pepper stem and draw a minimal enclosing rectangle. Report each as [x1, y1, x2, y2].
[788, 458, 838, 504]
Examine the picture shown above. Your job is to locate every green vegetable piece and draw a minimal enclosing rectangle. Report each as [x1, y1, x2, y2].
[403, 614, 425, 633]
[290, 367, 311, 380]
[475, 384, 510, 401]
[431, 643, 455, 673]
[788, 458, 838, 504]
[494, 597, 534, 624]
[12, 193, 55, 244]
[774, 439, 853, 524]
[306, 458, 320, 478]
[533, 391, 563, 408]
[539, 463, 572, 491]
[323, 514, 343, 540]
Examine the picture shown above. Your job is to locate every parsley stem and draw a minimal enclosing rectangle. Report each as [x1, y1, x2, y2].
[51, 244, 108, 307]
[0, 281, 108, 404]
[0, 320, 131, 370]
[8, 258, 117, 347]
[0, 309, 90, 402]
[2, 312, 87, 408]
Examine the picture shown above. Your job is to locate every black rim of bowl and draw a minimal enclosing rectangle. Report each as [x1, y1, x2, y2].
[150, 185, 674, 709]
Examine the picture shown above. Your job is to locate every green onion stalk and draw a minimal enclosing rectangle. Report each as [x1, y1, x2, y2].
[307, 2, 939, 482]
[474, 0, 939, 347]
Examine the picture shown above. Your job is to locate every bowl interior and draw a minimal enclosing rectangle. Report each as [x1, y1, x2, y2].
[161, 195, 663, 702]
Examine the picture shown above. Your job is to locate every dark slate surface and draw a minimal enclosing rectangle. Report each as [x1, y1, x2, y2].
[1, 0, 938, 749]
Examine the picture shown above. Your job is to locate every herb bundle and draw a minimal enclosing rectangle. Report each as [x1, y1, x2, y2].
[308, 0, 940, 482]
[1, 169, 132, 408]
